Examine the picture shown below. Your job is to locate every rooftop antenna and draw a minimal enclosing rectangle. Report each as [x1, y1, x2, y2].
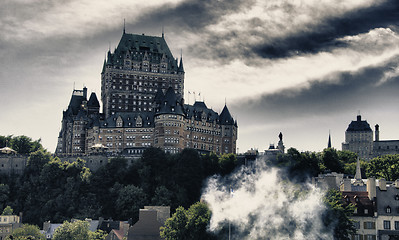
[73, 82, 75, 90]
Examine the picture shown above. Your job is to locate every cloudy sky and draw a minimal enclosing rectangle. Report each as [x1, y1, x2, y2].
[1, 0, 399, 153]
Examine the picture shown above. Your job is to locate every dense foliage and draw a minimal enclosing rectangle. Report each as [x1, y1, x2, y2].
[0, 147, 238, 227]
[323, 190, 356, 240]
[52, 220, 106, 240]
[272, 147, 395, 182]
[0, 135, 43, 155]
[160, 202, 215, 240]
[5, 224, 45, 240]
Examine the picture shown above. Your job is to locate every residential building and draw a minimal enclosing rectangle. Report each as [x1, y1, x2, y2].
[127, 206, 170, 240]
[0, 215, 22, 240]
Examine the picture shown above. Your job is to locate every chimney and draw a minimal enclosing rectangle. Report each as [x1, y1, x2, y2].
[375, 124, 380, 141]
[379, 178, 387, 191]
[340, 178, 352, 191]
[367, 177, 376, 200]
[43, 221, 51, 232]
[83, 87, 88, 99]
[357, 115, 361, 121]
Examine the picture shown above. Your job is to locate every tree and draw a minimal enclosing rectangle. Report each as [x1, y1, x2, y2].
[5, 224, 45, 240]
[161, 202, 214, 240]
[322, 189, 355, 240]
[115, 185, 147, 221]
[10, 136, 33, 155]
[366, 155, 399, 181]
[52, 220, 90, 240]
[176, 149, 204, 207]
[2, 205, 13, 215]
[219, 153, 237, 176]
[0, 184, 9, 210]
[322, 148, 343, 173]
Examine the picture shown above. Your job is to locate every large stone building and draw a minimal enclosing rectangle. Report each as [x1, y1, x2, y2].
[342, 115, 399, 160]
[56, 31, 237, 156]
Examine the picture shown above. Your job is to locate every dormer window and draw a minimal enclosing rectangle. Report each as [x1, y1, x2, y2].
[386, 206, 392, 213]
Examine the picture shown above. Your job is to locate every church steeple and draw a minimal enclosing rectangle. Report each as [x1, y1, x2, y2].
[328, 131, 332, 148]
[355, 157, 362, 180]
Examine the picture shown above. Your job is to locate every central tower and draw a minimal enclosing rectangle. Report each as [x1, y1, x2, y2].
[101, 32, 185, 118]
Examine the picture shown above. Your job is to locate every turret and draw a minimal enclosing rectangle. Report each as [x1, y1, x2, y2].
[375, 124, 379, 141]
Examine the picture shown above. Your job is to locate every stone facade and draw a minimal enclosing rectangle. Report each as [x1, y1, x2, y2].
[0, 215, 22, 240]
[342, 115, 399, 160]
[56, 31, 237, 156]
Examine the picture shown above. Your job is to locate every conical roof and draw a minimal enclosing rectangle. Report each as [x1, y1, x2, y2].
[219, 105, 234, 125]
[88, 92, 100, 108]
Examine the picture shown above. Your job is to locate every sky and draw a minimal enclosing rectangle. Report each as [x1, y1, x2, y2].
[1, 0, 399, 153]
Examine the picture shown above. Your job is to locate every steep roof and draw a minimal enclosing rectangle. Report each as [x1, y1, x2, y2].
[66, 93, 85, 115]
[157, 87, 184, 115]
[178, 57, 184, 73]
[219, 105, 235, 125]
[101, 112, 155, 128]
[184, 102, 219, 122]
[87, 92, 100, 108]
[346, 115, 372, 132]
[342, 191, 375, 217]
[107, 32, 178, 71]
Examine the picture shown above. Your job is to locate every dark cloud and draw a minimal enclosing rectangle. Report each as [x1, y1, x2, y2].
[182, 0, 399, 62]
[233, 55, 399, 123]
[255, 1, 399, 58]
[127, 0, 254, 33]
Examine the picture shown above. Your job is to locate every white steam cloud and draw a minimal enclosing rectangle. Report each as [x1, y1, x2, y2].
[202, 159, 333, 239]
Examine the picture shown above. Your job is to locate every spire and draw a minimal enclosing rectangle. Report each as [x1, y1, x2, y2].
[178, 51, 184, 73]
[123, 19, 126, 34]
[328, 131, 331, 148]
[355, 157, 362, 180]
[102, 58, 106, 73]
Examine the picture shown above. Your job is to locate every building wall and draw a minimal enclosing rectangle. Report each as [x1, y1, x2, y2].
[343, 130, 373, 160]
[101, 63, 184, 118]
[0, 156, 27, 175]
[373, 141, 399, 157]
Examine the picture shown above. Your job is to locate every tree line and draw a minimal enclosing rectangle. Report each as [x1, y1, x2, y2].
[273, 147, 399, 182]
[0, 146, 238, 227]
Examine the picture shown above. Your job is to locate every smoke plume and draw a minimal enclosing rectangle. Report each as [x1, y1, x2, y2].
[202, 158, 333, 239]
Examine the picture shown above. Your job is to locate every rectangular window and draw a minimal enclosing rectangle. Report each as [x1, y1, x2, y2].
[395, 221, 399, 230]
[384, 220, 391, 229]
[365, 235, 376, 240]
[354, 221, 360, 229]
[364, 222, 375, 229]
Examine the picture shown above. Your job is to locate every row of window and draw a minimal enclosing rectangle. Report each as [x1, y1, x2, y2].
[186, 126, 221, 135]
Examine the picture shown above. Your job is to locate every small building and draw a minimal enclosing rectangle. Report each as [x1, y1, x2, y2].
[127, 206, 170, 240]
[0, 214, 22, 240]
